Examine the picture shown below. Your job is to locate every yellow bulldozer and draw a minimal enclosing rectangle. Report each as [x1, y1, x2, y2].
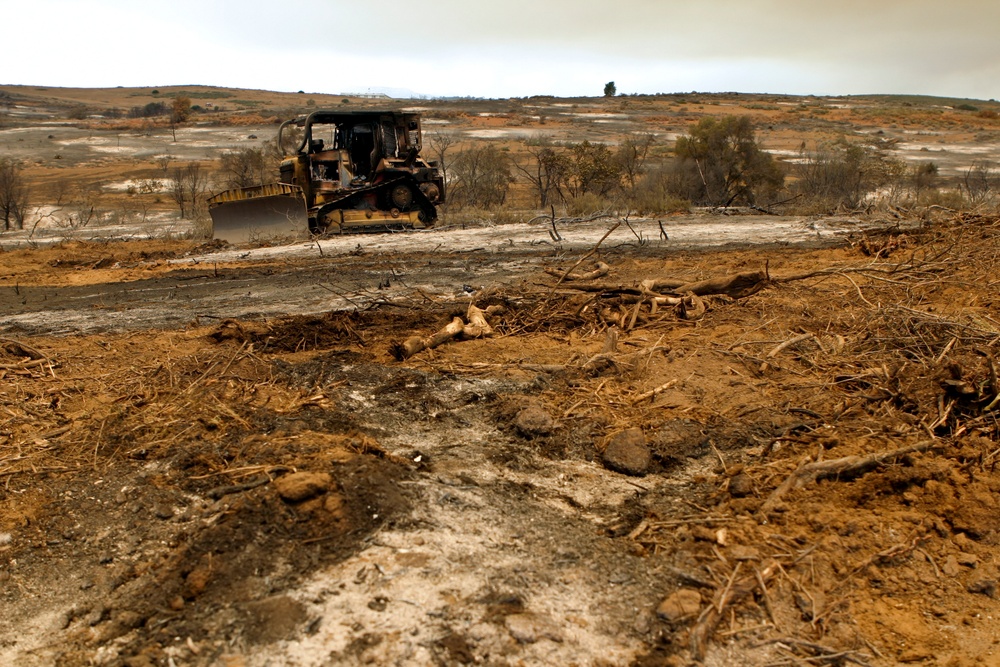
[209, 110, 445, 243]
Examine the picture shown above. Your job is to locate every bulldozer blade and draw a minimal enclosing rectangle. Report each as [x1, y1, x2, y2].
[209, 186, 309, 244]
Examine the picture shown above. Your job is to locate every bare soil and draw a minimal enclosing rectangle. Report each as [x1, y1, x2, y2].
[3, 212, 1000, 667]
[4, 85, 1000, 666]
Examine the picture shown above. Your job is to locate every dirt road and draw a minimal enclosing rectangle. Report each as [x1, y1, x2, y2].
[1, 214, 868, 336]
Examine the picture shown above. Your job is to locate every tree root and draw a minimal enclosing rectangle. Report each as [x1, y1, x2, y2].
[759, 440, 936, 515]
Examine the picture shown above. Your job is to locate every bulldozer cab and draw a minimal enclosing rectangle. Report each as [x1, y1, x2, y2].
[345, 123, 377, 177]
[281, 111, 422, 180]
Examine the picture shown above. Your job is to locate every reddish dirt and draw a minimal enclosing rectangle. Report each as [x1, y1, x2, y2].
[3, 214, 1000, 666]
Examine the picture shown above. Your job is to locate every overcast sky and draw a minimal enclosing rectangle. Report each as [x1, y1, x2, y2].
[3, 0, 997, 100]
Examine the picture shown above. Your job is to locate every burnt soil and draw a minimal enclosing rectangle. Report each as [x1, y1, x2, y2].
[3, 215, 1000, 666]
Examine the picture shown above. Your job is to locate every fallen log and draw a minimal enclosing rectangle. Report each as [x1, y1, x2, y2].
[563, 270, 770, 300]
[462, 304, 494, 338]
[632, 379, 678, 404]
[621, 294, 683, 307]
[644, 270, 770, 299]
[392, 316, 465, 361]
[392, 304, 497, 361]
[544, 261, 610, 282]
[678, 293, 706, 320]
[759, 440, 935, 515]
[564, 261, 949, 303]
[0, 337, 56, 371]
[544, 221, 621, 302]
[0, 337, 49, 361]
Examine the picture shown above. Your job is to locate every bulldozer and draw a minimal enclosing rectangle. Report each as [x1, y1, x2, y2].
[209, 110, 445, 243]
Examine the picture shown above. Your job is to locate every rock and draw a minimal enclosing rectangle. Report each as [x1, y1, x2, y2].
[85, 605, 109, 626]
[655, 419, 709, 461]
[504, 612, 563, 644]
[56, 611, 73, 630]
[956, 552, 978, 567]
[274, 472, 332, 502]
[952, 532, 973, 549]
[244, 595, 308, 644]
[690, 526, 717, 542]
[729, 545, 760, 561]
[899, 648, 935, 663]
[656, 588, 701, 622]
[115, 610, 145, 630]
[794, 590, 825, 621]
[968, 579, 997, 598]
[947, 482, 998, 539]
[602, 428, 651, 476]
[184, 559, 214, 598]
[728, 473, 753, 497]
[941, 555, 961, 577]
[515, 406, 555, 437]
[152, 504, 174, 520]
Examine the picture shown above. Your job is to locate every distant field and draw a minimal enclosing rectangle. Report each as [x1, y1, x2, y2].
[1, 84, 999, 241]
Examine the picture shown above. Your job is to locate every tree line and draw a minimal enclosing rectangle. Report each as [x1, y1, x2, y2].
[430, 115, 987, 216]
[2, 114, 998, 235]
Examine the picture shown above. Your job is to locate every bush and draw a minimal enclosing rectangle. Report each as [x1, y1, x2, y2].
[627, 175, 690, 215]
[566, 193, 612, 217]
[915, 188, 966, 210]
[792, 142, 907, 211]
[566, 141, 622, 198]
[219, 146, 275, 190]
[0, 158, 30, 230]
[961, 160, 997, 207]
[171, 163, 209, 220]
[129, 102, 169, 119]
[450, 145, 513, 209]
[67, 105, 91, 120]
[673, 116, 784, 206]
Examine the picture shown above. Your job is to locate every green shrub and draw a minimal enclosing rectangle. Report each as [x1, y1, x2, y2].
[673, 115, 783, 206]
[628, 189, 690, 215]
[915, 188, 966, 210]
[566, 193, 611, 216]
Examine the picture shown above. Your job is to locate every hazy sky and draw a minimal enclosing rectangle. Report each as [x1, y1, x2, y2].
[4, 0, 998, 100]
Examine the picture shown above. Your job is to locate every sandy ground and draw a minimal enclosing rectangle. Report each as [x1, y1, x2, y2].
[0, 213, 879, 336]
